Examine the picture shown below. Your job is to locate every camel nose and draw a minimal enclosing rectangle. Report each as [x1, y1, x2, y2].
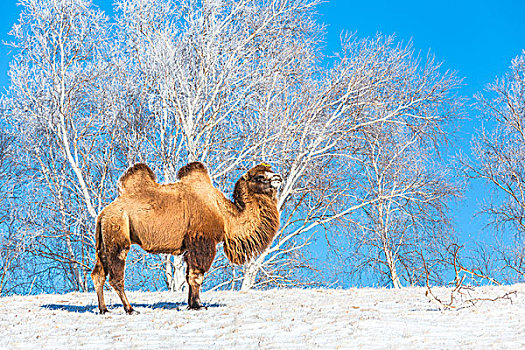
[270, 174, 282, 189]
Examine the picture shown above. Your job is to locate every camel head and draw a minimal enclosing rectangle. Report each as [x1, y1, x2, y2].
[242, 164, 283, 197]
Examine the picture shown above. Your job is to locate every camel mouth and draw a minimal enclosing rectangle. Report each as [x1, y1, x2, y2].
[269, 174, 282, 189]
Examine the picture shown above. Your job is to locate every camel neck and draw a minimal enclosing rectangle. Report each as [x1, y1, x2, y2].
[222, 179, 279, 265]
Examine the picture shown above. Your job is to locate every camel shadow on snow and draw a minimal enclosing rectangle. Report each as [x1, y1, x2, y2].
[41, 300, 224, 314]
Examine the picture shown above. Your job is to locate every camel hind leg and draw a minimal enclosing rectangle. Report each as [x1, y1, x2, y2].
[92, 216, 109, 314]
[107, 245, 136, 314]
[91, 256, 108, 314]
[97, 213, 136, 315]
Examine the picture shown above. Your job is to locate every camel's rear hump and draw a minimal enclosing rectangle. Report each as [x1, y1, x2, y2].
[118, 163, 157, 196]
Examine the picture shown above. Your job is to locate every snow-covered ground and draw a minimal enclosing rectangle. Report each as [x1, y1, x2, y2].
[1, 284, 524, 349]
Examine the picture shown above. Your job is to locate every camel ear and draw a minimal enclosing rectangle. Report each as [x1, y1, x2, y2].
[242, 173, 248, 181]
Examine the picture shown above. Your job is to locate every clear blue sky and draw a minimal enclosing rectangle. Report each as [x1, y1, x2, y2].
[1, 0, 524, 244]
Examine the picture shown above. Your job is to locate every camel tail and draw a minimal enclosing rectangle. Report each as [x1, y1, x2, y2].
[94, 216, 108, 275]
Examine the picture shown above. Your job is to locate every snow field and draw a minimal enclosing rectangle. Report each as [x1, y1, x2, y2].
[0, 284, 524, 349]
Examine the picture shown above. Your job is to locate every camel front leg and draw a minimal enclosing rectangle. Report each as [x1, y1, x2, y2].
[186, 268, 205, 309]
[184, 235, 216, 310]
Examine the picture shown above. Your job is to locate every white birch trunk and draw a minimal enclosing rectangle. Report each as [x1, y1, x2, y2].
[240, 258, 261, 291]
[383, 243, 402, 289]
[58, 194, 85, 292]
[165, 255, 186, 292]
[378, 197, 401, 289]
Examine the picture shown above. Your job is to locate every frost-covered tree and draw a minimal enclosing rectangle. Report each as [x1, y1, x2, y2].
[465, 51, 525, 282]
[0, 131, 22, 294]
[346, 125, 459, 288]
[326, 40, 462, 288]
[2, 0, 121, 292]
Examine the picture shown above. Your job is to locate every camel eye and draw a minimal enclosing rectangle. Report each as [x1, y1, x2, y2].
[254, 175, 265, 182]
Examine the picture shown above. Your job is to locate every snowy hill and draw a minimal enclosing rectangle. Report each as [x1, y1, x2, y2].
[1, 285, 523, 349]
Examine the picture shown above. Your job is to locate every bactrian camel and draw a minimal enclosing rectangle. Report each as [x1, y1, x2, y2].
[91, 162, 282, 314]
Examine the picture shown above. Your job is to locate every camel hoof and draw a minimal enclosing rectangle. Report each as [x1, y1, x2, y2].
[126, 309, 140, 315]
[99, 308, 109, 315]
[187, 304, 207, 310]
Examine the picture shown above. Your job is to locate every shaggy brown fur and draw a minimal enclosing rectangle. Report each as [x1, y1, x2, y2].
[91, 162, 282, 314]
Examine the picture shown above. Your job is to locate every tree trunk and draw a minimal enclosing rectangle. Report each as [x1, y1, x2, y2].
[65, 234, 85, 291]
[240, 260, 258, 291]
[58, 193, 85, 292]
[241, 254, 265, 291]
[165, 254, 186, 292]
[383, 243, 402, 288]
[378, 199, 402, 289]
